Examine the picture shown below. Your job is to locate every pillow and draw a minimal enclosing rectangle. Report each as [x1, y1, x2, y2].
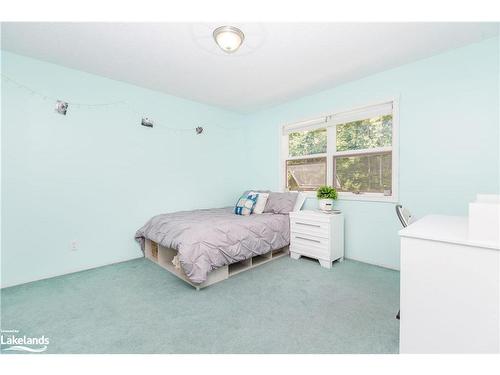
[234, 192, 259, 216]
[242, 189, 271, 196]
[263, 192, 299, 214]
[250, 191, 269, 214]
[293, 192, 306, 212]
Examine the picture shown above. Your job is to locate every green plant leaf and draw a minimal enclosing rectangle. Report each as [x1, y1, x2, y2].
[316, 185, 338, 200]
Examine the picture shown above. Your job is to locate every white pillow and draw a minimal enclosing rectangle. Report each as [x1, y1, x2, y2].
[293, 192, 306, 212]
[250, 191, 269, 214]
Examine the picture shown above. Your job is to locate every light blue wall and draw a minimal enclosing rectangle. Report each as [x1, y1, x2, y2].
[239, 37, 500, 269]
[1, 51, 247, 287]
[2, 38, 499, 286]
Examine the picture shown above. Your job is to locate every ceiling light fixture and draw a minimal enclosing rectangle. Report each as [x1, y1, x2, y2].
[213, 26, 245, 54]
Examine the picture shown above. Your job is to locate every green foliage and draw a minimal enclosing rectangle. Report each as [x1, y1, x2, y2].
[288, 128, 327, 157]
[335, 153, 392, 193]
[336, 115, 392, 152]
[316, 185, 338, 200]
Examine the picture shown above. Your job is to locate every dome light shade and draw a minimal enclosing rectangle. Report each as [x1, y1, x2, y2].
[213, 26, 245, 53]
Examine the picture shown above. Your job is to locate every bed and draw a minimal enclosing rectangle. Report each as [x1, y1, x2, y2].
[135, 193, 303, 290]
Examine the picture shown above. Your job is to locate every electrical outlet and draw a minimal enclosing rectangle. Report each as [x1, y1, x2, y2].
[70, 240, 78, 251]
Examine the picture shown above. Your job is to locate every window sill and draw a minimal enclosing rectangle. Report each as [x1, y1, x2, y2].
[337, 193, 398, 203]
[294, 191, 397, 203]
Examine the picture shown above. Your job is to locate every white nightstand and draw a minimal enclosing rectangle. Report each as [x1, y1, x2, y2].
[289, 210, 344, 269]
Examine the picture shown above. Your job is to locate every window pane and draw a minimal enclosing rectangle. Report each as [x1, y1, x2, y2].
[334, 152, 392, 194]
[336, 115, 392, 152]
[288, 128, 327, 157]
[286, 157, 326, 191]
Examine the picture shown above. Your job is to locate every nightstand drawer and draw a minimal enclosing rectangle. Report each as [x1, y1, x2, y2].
[291, 218, 330, 238]
[290, 243, 329, 260]
[291, 232, 329, 252]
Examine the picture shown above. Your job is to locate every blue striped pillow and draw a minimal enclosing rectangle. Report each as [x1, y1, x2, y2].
[234, 192, 259, 216]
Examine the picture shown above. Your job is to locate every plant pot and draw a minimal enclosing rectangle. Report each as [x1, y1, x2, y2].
[318, 199, 334, 212]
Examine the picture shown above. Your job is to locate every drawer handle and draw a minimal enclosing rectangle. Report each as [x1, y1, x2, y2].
[295, 222, 321, 228]
[295, 236, 321, 243]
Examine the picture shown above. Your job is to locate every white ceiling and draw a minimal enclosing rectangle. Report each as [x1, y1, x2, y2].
[2, 22, 498, 113]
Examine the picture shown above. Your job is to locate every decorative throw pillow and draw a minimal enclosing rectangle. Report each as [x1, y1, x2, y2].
[263, 192, 299, 214]
[242, 189, 271, 196]
[250, 191, 269, 214]
[234, 192, 259, 216]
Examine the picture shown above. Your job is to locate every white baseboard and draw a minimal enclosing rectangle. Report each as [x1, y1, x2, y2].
[1, 254, 398, 289]
[345, 256, 400, 271]
[0, 255, 143, 289]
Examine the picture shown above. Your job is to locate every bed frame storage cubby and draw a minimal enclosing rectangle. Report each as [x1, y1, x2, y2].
[228, 258, 252, 276]
[144, 239, 289, 290]
[145, 240, 158, 261]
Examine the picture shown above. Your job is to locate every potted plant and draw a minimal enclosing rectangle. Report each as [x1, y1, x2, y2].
[316, 185, 338, 212]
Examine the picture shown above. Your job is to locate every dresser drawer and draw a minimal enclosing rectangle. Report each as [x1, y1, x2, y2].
[290, 242, 329, 261]
[291, 232, 329, 253]
[290, 218, 330, 238]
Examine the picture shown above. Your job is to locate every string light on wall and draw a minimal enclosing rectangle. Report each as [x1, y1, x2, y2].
[141, 117, 154, 128]
[55, 100, 69, 115]
[0, 73, 246, 135]
[1, 73, 243, 135]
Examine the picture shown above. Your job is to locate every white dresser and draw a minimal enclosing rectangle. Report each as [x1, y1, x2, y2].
[289, 210, 344, 268]
[399, 215, 500, 353]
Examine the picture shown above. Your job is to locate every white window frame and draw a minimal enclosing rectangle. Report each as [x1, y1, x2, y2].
[280, 98, 399, 203]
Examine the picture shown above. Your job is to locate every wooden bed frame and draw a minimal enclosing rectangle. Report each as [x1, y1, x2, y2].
[144, 239, 289, 290]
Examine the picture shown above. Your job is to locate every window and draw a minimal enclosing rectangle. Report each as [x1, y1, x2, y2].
[286, 157, 327, 191]
[282, 122, 328, 191]
[282, 101, 398, 201]
[334, 152, 392, 193]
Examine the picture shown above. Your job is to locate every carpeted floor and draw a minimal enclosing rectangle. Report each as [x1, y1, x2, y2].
[0, 257, 400, 354]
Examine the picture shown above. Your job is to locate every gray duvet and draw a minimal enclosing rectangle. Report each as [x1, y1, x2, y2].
[135, 207, 290, 284]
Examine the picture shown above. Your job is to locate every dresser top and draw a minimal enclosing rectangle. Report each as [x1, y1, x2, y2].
[290, 209, 343, 218]
[399, 215, 499, 251]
